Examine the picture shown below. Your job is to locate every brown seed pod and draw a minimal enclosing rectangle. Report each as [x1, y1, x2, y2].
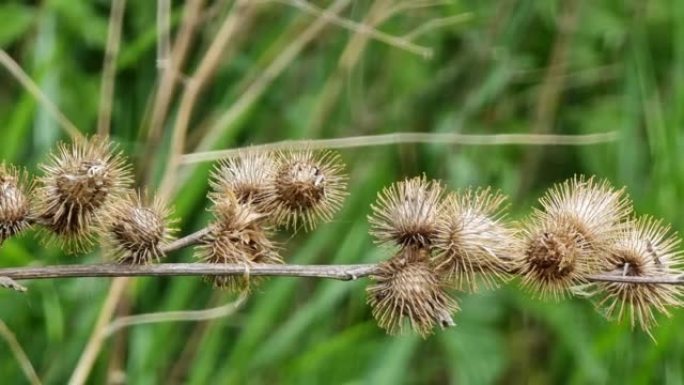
[35, 136, 132, 252]
[0, 163, 33, 245]
[196, 194, 282, 292]
[210, 150, 278, 213]
[433, 188, 517, 291]
[272, 149, 347, 231]
[101, 191, 175, 264]
[516, 175, 632, 299]
[366, 247, 458, 337]
[369, 176, 443, 249]
[591, 216, 683, 335]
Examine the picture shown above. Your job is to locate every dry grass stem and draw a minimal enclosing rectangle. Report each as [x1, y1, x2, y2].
[182, 131, 618, 164]
[97, 0, 127, 136]
[0, 320, 42, 385]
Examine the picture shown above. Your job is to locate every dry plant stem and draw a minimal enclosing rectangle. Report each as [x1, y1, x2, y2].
[68, 277, 128, 385]
[0, 50, 82, 140]
[276, 0, 432, 58]
[103, 292, 247, 338]
[403, 13, 473, 40]
[194, 0, 353, 154]
[147, 0, 206, 147]
[159, 0, 256, 198]
[157, 0, 172, 70]
[182, 131, 618, 163]
[97, 0, 127, 136]
[0, 320, 42, 385]
[2, 264, 683, 285]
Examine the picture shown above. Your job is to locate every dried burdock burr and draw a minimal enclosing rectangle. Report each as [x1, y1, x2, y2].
[367, 246, 458, 337]
[591, 216, 683, 335]
[0, 163, 33, 245]
[516, 175, 632, 299]
[272, 149, 347, 231]
[433, 187, 517, 291]
[369, 176, 443, 249]
[210, 150, 278, 213]
[101, 191, 175, 264]
[35, 136, 133, 252]
[196, 193, 282, 292]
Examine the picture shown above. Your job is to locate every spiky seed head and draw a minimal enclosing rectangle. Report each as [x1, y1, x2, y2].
[210, 150, 278, 213]
[272, 149, 347, 231]
[433, 188, 517, 291]
[591, 216, 683, 336]
[196, 194, 282, 292]
[101, 191, 175, 264]
[35, 136, 132, 252]
[369, 176, 443, 249]
[366, 247, 459, 337]
[516, 175, 631, 299]
[0, 163, 33, 244]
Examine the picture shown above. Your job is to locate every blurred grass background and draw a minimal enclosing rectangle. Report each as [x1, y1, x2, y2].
[1, 0, 684, 384]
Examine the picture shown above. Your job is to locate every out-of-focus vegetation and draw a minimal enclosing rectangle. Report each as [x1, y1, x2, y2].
[1, 0, 684, 384]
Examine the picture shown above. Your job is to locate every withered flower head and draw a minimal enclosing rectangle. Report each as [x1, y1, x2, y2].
[0, 163, 33, 244]
[591, 216, 683, 336]
[210, 150, 278, 213]
[272, 149, 347, 231]
[369, 176, 443, 249]
[366, 247, 458, 337]
[101, 191, 175, 264]
[516, 175, 632, 299]
[36, 136, 132, 252]
[196, 194, 282, 292]
[433, 188, 517, 291]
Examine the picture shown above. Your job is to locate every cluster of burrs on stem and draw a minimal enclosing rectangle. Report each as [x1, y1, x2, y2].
[1, 136, 682, 338]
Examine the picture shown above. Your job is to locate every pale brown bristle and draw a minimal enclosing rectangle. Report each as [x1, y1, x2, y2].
[35, 136, 132, 253]
[210, 150, 278, 213]
[0, 163, 33, 244]
[101, 191, 176, 264]
[433, 188, 517, 291]
[516, 175, 630, 299]
[196, 193, 282, 292]
[272, 149, 348, 231]
[590, 216, 683, 336]
[368, 176, 443, 249]
[366, 247, 458, 337]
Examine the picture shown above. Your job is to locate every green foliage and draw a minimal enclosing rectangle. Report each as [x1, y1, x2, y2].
[1, 0, 684, 384]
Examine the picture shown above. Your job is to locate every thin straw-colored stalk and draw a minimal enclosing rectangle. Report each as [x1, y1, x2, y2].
[68, 278, 129, 385]
[97, 0, 127, 136]
[181, 131, 618, 163]
[158, 0, 256, 198]
[0, 49, 82, 140]
[193, 0, 353, 155]
[403, 13, 473, 40]
[0, 320, 42, 385]
[157, 0, 172, 71]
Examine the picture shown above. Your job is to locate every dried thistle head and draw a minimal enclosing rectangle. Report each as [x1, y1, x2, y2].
[516, 176, 631, 299]
[0, 163, 33, 244]
[210, 150, 278, 213]
[433, 188, 517, 291]
[591, 216, 683, 335]
[35, 136, 132, 252]
[369, 176, 443, 249]
[366, 247, 458, 337]
[101, 191, 176, 264]
[196, 194, 282, 292]
[272, 149, 347, 231]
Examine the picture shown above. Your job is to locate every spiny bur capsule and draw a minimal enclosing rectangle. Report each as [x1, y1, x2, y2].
[210, 150, 278, 213]
[101, 191, 175, 264]
[35, 136, 132, 252]
[0, 163, 33, 245]
[591, 216, 683, 336]
[272, 149, 347, 231]
[196, 193, 281, 292]
[433, 188, 517, 291]
[367, 246, 458, 337]
[517, 175, 632, 299]
[369, 176, 443, 249]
